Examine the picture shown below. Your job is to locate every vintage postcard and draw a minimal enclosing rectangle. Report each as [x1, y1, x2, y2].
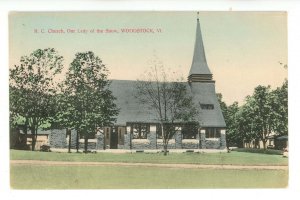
[9, 11, 288, 189]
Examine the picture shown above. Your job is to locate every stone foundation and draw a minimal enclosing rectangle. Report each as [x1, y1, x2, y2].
[181, 139, 199, 149]
[48, 126, 225, 150]
[156, 139, 176, 149]
[205, 138, 221, 149]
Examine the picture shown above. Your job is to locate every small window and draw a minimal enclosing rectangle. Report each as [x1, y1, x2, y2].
[200, 104, 214, 110]
[132, 124, 149, 139]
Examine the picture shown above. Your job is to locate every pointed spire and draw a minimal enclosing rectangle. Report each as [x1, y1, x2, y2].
[188, 13, 214, 83]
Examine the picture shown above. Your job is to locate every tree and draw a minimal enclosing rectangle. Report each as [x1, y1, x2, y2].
[225, 102, 243, 147]
[59, 51, 119, 153]
[136, 65, 198, 155]
[271, 80, 288, 136]
[237, 97, 261, 148]
[241, 86, 275, 150]
[9, 48, 63, 151]
[217, 94, 242, 147]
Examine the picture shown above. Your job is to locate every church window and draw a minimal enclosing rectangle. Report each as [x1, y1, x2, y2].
[200, 104, 214, 110]
[132, 124, 149, 139]
[182, 124, 198, 139]
[205, 128, 221, 138]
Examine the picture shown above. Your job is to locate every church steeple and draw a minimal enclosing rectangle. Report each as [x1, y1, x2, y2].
[188, 13, 214, 83]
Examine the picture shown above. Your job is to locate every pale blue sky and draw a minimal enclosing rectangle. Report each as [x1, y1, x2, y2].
[9, 11, 287, 104]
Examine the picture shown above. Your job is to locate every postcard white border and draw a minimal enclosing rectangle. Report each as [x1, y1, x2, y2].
[1, 0, 300, 199]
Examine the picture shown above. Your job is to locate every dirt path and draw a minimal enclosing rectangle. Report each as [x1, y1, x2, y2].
[10, 160, 288, 170]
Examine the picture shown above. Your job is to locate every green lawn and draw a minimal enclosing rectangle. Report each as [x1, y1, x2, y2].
[10, 165, 288, 189]
[10, 149, 288, 166]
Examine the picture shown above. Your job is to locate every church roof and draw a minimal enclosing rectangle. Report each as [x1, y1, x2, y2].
[109, 80, 155, 125]
[109, 79, 226, 128]
[188, 18, 212, 76]
[190, 82, 226, 128]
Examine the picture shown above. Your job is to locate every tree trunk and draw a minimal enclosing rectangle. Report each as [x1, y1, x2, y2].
[31, 128, 37, 151]
[84, 135, 88, 153]
[68, 129, 71, 153]
[76, 130, 79, 153]
[161, 123, 168, 156]
[262, 129, 267, 152]
[163, 143, 168, 156]
[262, 140, 267, 152]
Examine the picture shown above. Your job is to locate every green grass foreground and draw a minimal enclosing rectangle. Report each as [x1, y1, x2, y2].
[10, 165, 288, 189]
[10, 149, 288, 166]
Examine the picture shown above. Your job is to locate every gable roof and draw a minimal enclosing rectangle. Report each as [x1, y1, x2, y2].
[109, 79, 226, 128]
[109, 80, 155, 125]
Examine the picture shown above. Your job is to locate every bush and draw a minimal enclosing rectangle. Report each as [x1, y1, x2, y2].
[232, 148, 283, 155]
[40, 145, 51, 152]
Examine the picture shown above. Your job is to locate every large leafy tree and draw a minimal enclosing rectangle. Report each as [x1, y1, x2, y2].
[241, 86, 275, 150]
[237, 97, 260, 147]
[271, 80, 288, 136]
[9, 48, 63, 151]
[136, 65, 198, 155]
[59, 51, 119, 153]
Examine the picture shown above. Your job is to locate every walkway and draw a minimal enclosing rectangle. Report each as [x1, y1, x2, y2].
[10, 160, 288, 170]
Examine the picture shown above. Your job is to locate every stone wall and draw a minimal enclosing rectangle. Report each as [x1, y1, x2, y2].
[49, 129, 67, 148]
[122, 126, 131, 149]
[182, 139, 199, 149]
[174, 127, 182, 149]
[220, 130, 226, 149]
[148, 125, 157, 149]
[96, 133, 104, 150]
[132, 139, 151, 149]
[48, 127, 226, 150]
[200, 131, 206, 149]
[156, 139, 176, 149]
[205, 138, 221, 149]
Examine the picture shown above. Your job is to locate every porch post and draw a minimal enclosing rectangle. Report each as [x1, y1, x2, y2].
[149, 125, 157, 149]
[220, 129, 226, 149]
[175, 126, 182, 149]
[126, 125, 132, 150]
[200, 129, 206, 149]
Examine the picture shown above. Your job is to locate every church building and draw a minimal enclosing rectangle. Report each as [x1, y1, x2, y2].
[49, 15, 226, 150]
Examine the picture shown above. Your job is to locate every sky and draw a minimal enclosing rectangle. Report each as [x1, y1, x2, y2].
[9, 11, 287, 105]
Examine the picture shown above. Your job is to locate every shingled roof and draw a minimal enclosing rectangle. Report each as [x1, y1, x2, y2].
[190, 82, 226, 128]
[109, 79, 226, 128]
[109, 80, 155, 125]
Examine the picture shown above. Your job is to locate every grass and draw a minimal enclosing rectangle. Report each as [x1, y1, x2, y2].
[10, 165, 288, 189]
[10, 149, 288, 166]
[232, 148, 283, 155]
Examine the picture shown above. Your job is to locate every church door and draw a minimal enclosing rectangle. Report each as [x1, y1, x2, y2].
[110, 127, 118, 149]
